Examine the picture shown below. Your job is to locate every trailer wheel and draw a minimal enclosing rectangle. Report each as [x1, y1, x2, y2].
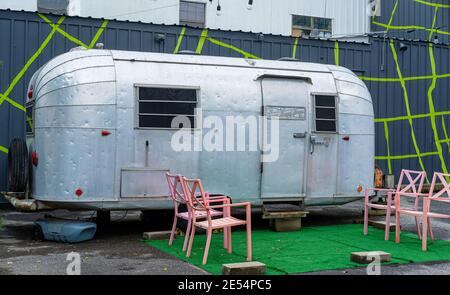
[96, 211, 111, 228]
[33, 224, 45, 241]
[7, 138, 29, 192]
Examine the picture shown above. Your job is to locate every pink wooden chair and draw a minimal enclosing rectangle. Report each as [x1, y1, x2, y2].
[364, 169, 426, 240]
[396, 172, 450, 251]
[181, 177, 252, 265]
[165, 172, 229, 251]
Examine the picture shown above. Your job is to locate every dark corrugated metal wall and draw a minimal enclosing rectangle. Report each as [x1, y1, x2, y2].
[1, 5, 449, 201]
[372, 0, 450, 44]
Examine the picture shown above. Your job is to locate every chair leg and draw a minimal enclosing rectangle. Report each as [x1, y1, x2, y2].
[227, 205, 232, 254]
[246, 223, 252, 262]
[414, 216, 422, 239]
[223, 227, 228, 249]
[183, 218, 192, 252]
[395, 210, 401, 244]
[202, 228, 213, 265]
[385, 200, 391, 241]
[428, 217, 435, 241]
[169, 215, 177, 246]
[422, 216, 428, 252]
[227, 227, 232, 254]
[223, 206, 228, 249]
[186, 224, 196, 258]
[363, 197, 369, 236]
[223, 198, 230, 249]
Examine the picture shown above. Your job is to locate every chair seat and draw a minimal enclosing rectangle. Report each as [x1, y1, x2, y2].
[177, 209, 223, 220]
[399, 209, 450, 219]
[430, 198, 450, 203]
[195, 217, 247, 229]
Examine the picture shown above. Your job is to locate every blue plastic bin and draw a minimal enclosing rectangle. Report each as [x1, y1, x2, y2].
[34, 219, 97, 243]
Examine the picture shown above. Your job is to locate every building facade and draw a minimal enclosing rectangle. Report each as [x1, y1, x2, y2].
[1, 1, 450, 201]
[0, 0, 371, 40]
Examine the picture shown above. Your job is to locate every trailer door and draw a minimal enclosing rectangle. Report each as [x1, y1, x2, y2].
[307, 94, 338, 201]
[261, 78, 309, 199]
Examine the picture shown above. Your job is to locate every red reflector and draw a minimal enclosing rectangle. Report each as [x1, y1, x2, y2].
[75, 188, 83, 197]
[342, 136, 350, 141]
[31, 151, 38, 166]
[27, 85, 33, 99]
[357, 185, 363, 193]
[101, 130, 111, 136]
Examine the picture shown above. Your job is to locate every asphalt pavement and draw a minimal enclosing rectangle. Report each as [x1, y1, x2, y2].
[0, 199, 448, 275]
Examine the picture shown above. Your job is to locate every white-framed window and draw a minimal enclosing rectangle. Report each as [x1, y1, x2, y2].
[313, 95, 337, 133]
[180, 1, 206, 28]
[37, 0, 69, 15]
[292, 15, 332, 38]
[136, 86, 198, 129]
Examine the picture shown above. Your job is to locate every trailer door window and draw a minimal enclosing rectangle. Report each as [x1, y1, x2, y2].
[314, 95, 337, 132]
[137, 87, 197, 129]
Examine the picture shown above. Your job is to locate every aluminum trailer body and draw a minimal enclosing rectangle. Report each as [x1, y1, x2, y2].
[18, 49, 374, 211]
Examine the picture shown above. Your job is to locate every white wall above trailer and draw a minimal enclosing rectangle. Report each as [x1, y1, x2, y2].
[0, 0, 37, 11]
[3, 0, 370, 40]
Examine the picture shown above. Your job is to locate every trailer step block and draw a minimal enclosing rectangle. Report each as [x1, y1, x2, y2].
[368, 220, 398, 231]
[143, 231, 172, 240]
[350, 251, 392, 264]
[222, 261, 266, 275]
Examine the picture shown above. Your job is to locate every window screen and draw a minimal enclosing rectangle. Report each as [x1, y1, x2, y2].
[292, 15, 332, 38]
[314, 95, 337, 132]
[180, 1, 206, 28]
[137, 87, 197, 129]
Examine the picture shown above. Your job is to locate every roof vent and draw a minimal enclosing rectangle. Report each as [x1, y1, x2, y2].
[178, 50, 200, 56]
[278, 57, 300, 62]
[95, 43, 104, 49]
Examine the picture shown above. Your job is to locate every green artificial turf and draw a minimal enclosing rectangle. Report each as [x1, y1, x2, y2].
[145, 224, 450, 274]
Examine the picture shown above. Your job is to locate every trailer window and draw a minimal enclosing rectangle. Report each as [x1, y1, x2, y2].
[137, 87, 197, 129]
[314, 95, 336, 132]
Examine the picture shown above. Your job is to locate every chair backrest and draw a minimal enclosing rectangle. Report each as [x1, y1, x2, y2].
[165, 172, 187, 204]
[396, 169, 426, 194]
[429, 172, 450, 199]
[180, 177, 208, 212]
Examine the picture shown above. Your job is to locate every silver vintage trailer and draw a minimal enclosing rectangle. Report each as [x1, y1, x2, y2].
[7, 48, 374, 211]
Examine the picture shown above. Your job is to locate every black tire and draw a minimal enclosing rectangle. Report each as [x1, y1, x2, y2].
[7, 138, 29, 192]
[33, 224, 45, 241]
[96, 211, 111, 227]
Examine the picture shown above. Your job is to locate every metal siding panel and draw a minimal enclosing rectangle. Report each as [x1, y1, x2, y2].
[374, 0, 450, 44]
